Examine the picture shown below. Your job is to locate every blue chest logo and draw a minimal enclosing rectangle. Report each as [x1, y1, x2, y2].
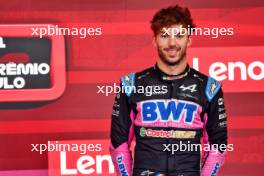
[141, 100, 198, 124]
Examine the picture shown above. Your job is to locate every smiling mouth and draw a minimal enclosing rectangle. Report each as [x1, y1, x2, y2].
[164, 48, 180, 56]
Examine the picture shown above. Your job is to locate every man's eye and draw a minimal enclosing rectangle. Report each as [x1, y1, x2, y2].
[177, 34, 184, 38]
[161, 33, 169, 38]
[175, 34, 184, 38]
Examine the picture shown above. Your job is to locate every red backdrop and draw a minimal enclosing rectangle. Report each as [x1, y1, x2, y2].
[0, 0, 263, 175]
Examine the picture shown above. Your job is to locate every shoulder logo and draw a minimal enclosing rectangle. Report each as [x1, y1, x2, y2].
[121, 73, 135, 97]
[206, 77, 221, 102]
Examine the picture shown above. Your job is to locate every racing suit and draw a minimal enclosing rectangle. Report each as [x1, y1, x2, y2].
[110, 64, 228, 176]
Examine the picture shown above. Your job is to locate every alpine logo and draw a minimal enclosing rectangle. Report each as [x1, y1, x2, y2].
[179, 84, 197, 93]
[140, 170, 156, 176]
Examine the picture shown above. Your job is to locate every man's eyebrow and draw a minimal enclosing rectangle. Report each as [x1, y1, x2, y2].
[160, 28, 170, 33]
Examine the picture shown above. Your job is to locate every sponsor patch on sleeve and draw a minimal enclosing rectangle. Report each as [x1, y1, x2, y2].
[205, 77, 221, 102]
[121, 73, 135, 97]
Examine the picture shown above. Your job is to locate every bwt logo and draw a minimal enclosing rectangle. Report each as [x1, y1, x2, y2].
[141, 100, 198, 124]
[0, 24, 66, 102]
[116, 155, 128, 176]
[211, 163, 220, 176]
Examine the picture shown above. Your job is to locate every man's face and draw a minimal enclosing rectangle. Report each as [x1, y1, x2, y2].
[153, 24, 192, 66]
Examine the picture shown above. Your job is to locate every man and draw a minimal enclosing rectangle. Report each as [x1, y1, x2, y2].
[110, 5, 228, 176]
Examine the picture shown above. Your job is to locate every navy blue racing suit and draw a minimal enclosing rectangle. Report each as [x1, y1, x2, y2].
[110, 64, 228, 176]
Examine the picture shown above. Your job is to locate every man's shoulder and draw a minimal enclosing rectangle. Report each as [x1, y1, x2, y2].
[135, 66, 154, 79]
[120, 66, 154, 88]
[121, 66, 154, 81]
[190, 67, 208, 82]
[190, 68, 222, 102]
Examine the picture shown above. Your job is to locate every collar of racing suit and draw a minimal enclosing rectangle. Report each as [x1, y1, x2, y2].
[154, 63, 191, 81]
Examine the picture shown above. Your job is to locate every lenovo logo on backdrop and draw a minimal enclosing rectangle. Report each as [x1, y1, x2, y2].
[48, 140, 115, 176]
[188, 47, 264, 92]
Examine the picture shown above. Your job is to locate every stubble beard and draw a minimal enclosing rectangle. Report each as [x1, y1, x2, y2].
[158, 47, 186, 66]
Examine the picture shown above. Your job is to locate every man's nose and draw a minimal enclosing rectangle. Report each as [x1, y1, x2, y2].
[168, 36, 177, 47]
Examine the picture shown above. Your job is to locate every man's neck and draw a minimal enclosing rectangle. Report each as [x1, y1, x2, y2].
[157, 59, 188, 75]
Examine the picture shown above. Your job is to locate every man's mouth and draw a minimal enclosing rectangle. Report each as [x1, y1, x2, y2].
[164, 48, 180, 56]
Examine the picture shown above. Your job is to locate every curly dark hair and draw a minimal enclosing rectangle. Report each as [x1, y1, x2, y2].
[151, 5, 195, 36]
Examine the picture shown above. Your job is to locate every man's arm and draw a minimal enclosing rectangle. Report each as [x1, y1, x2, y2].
[110, 74, 135, 176]
[202, 78, 228, 176]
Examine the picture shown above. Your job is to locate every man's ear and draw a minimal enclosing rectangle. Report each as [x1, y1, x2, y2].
[187, 36, 192, 47]
[152, 36, 157, 48]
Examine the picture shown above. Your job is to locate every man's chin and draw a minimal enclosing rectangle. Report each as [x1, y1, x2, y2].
[164, 57, 182, 66]
[158, 51, 185, 66]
